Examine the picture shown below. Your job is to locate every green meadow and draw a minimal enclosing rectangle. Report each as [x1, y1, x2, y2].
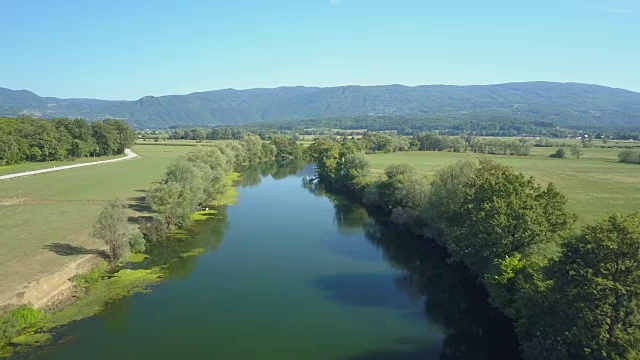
[0, 145, 195, 303]
[0, 154, 125, 177]
[367, 146, 640, 224]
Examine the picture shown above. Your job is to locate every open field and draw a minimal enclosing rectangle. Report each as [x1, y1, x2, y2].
[0, 145, 196, 305]
[496, 137, 640, 148]
[0, 154, 125, 177]
[367, 147, 640, 224]
[136, 139, 233, 146]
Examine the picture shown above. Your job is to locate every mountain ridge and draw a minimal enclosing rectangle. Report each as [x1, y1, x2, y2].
[1, 82, 639, 129]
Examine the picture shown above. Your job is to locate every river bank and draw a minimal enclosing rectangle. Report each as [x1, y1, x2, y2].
[0, 145, 200, 314]
[4, 162, 519, 359]
[0, 172, 241, 358]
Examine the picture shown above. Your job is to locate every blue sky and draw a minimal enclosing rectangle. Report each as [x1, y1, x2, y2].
[1, 0, 639, 99]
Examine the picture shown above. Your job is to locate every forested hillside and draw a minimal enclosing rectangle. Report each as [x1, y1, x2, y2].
[1, 82, 639, 129]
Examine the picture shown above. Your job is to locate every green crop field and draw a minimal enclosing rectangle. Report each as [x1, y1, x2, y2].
[0, 145, 196, 303]
[367, 147, 640, 224]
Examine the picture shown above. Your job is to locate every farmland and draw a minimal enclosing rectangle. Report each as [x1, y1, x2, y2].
[0, 145, 194, 305]
[367, 146, 640, 223]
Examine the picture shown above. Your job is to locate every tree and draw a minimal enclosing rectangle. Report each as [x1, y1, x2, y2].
[363, 163, 430, 229]
[104, 119, 136, 153]
[429, 159, 576, 321]
[549, 148, 566, 158]
[128, 229, 146, 253]
[270, 135, 300, 160]
[91, 121, 118, 156]
[338, 153, 371, 192]
[446, 159, 575, 274]
[93, 198, 131, 262]
[240, 135, 266, 162]
[0, 135, 25, 165]
[570, 145, 584, 159]
[139, 216, 168, 243]
[539, 212, 640, 360]
[421, 158, 479, 243]
[306, 138, 341, 183]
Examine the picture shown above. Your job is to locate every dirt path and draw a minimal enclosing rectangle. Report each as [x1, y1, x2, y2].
[0, 149, 138, 181]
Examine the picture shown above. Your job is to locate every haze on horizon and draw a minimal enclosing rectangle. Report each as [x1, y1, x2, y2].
[1, 0, 639, 100]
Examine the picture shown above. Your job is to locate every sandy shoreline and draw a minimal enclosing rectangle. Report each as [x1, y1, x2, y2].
[0, 255, 101, 310]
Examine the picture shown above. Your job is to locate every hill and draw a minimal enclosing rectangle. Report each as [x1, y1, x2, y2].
[1, 82, 639, 129]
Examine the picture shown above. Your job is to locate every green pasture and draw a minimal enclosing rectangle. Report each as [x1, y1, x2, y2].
[135, 139, 233, 146]
[0, 145, 195, 302]
[367, 147, 640, 224]
[0, 154, 125, 177]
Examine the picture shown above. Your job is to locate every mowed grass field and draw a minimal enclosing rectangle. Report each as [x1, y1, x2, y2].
[0, 154, 125, 177]
[0, 145, 195, 303]
[136, 139, 233, 146]
[367, 146, 640, 224]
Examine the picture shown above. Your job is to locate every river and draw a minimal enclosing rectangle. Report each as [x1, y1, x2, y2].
[17, 162, 520, 359]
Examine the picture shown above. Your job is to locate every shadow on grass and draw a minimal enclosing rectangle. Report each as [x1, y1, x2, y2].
[127, 191, 155, 225]
[127, 195, 153, 213]
[43, 242, 109, 260]
[127, 215, 154, 225]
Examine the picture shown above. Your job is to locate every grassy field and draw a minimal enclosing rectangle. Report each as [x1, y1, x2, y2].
[0, 154, 126, 177]
[367, 147, 640, 224]
[136, 139, 233, 146]
[0, 145, 196, 303]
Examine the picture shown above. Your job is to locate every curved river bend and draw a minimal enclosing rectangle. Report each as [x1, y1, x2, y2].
[17, 163, 519, 360]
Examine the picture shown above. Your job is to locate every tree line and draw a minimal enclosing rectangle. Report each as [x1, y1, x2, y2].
[307, 137, 640, 360]
[0, 117, 135, 166]
[231, 114, 640, 138]
[93, 134, 303, 263]
[310, 132, 533, 157]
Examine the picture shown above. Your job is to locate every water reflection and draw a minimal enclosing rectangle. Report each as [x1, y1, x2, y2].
[239, 160, 306, 187]
[140, 207, 229, 281]
[101, 296, 132, 333]
[311, 273, 416, 309]
[304, 180, 521, 360]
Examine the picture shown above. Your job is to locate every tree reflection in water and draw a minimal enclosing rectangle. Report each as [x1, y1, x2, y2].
[239, 160, 307, 187]
[303, 180, 521, 360]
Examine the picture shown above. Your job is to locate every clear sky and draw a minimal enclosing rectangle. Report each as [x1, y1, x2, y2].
[1, 0, 639, 100]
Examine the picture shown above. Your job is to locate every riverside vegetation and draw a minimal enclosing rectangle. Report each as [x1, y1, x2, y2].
[307, 137, 640, 360]
[1, 125, 638, 357]
[0, 134, 303, 356]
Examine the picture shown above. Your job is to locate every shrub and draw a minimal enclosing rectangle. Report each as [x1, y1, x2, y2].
[128, 229, 146, 253]
[73, 263, 107, 287]
[0, 305, 47, 344]
[619, 149, 640, 164]
[139, 216, 168, 243]
[549, 148, 566, 158]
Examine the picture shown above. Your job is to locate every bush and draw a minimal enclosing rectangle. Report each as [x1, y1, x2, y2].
[139, 216, 168, 243]
[0, 305, 47, 344]
[549, 148, 566, 158]
[128, 229, 146, 253]
[619, 149, 640, 164]
[73, 262, 107, 287]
